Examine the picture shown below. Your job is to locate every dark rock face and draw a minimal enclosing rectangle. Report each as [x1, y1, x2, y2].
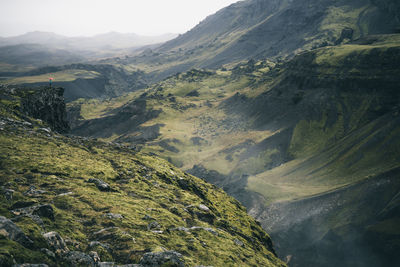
[32, 204, 55, 221]
[19, 86, 69, 132]
[139, 251, 185, 267]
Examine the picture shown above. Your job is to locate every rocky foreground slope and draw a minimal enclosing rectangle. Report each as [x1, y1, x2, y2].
[0, 86, 285, 267]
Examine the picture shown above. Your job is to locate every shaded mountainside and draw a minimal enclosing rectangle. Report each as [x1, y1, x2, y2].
[0, 87, 285, 266]
[254, 168, 400, 267]
[69, 34, 400, 266]
[122, 0, 400, 81]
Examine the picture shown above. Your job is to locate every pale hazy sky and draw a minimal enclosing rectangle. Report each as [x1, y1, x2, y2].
[0, 0, 241, 37]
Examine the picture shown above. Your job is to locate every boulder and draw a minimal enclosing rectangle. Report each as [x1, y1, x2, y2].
[42, 231, 69, 255]
[139, 251, 185, 267]
[32, 204, 54, 221]
[234, 238, 244, 247]
[89, 251, 100, 264]
[147, 221, 161, 231]
[103, 213, 123, 220]
[0, 216, 33, 248]
[64, 251, 95, 266]
[87, 178, 111, 191]
[24, 186, 47, 197]
[4, 189, 14, 201]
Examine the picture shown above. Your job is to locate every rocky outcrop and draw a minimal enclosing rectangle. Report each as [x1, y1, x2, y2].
[0, 216, 34, 248]
[139, 251, 185, 267]
[18, 86, 69, 132]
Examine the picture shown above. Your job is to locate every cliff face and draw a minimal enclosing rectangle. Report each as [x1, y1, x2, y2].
[19, 86, 69, 133]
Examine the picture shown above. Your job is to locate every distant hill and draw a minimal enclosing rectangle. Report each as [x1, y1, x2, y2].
[0, 31, 178, 69]
[0, 43, 84, 66]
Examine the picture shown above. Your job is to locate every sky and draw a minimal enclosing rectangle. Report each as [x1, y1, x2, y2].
[0, 0, 241, 37]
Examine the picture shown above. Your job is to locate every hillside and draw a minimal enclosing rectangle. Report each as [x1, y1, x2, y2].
[121, 0, 400, 80]
[69, 34, 400, 266]
[0, 44, 85, 67]
[0, 85, 285, 266]
[1, 64, 148, 102]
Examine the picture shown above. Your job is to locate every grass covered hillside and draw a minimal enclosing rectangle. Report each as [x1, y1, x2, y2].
[69, 34, 400, 266]
[0, 86, 285, 266]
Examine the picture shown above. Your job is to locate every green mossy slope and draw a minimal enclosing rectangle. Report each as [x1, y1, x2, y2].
[0, 88, 285, 267]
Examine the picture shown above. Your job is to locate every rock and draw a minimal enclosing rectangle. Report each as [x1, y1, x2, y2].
[93, 227, 134, 243]
[88, 241, 111, 252]
[147, 221, 161, 231]
[38, 128, 51, 134]
[10, 201, 37, 210]
[11, 204, 54, 223]
[87, 178, 111, 191]
[32, 204, 54, 221]
[103, 213, 123, 219]
[234, 238, 244, 247]
[89, 251, 100, 264]
[57, 192, 73, 196]
[24, 186, 47, 197]
[42, 231, 69, 255]
[0, 216, 33, 248]
[186, 205, 215, 224]
[64, 251, 95, 266]
[198, 204, 210, 212]
[170, 226, 218, 236]
[189, 226, 218, 236]
[142, 215, 154, 220]
[4, 189, 14, 201]
[139, 251, 185, 267]
[93, 227, 119, 240]
[40, 248, 55, 258]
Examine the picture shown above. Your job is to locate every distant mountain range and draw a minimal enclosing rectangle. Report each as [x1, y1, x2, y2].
[0, 31, 178, 50]
[0, 31, 178, 67]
